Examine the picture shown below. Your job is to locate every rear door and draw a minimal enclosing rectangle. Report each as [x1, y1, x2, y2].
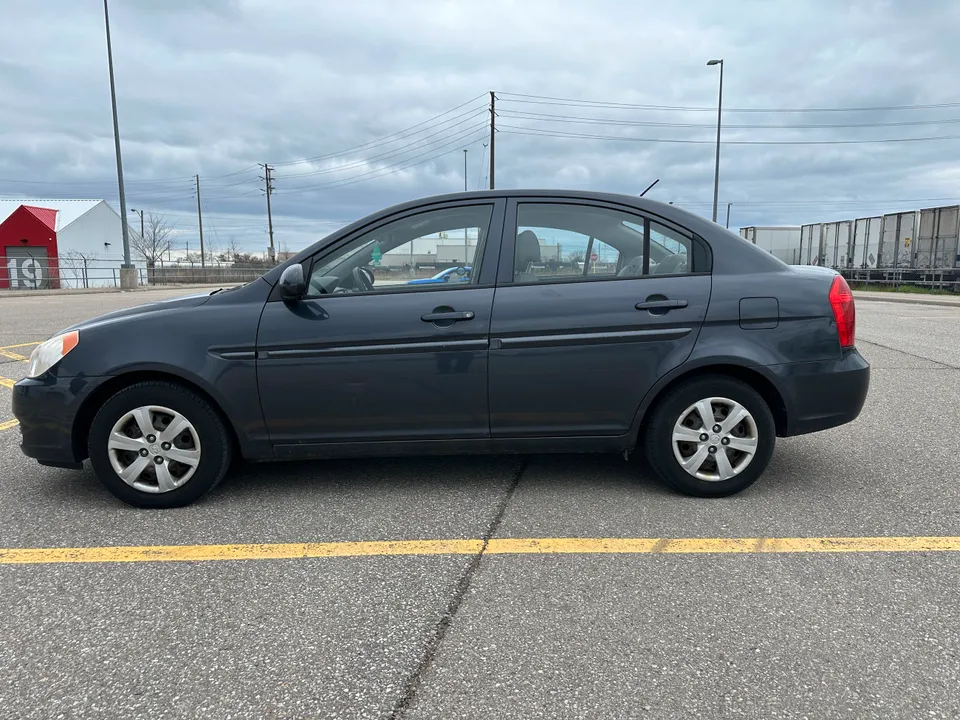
[488, 198, 712, 438]
[256, 199, 504, 447]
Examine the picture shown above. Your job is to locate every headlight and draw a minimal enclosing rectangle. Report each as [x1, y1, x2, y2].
[26, 331, 80, 379]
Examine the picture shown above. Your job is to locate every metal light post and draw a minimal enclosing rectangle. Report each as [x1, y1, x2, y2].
[463, 149, 468, 262]
[707, 58, 724, 223]
[103, 0, 135, 287]
[130, 208, 144, 240]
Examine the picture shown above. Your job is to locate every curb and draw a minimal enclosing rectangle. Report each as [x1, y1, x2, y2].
[854, 293, 960, 308]
[0, 284, 239, 299]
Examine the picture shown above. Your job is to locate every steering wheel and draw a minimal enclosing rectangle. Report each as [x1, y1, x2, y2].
[352, 266, 374, 292]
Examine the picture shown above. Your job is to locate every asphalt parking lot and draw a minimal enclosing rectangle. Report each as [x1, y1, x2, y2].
[2, 288, 960, 719]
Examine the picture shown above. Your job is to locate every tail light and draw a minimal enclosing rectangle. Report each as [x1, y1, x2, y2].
[829, 274, 855, 349]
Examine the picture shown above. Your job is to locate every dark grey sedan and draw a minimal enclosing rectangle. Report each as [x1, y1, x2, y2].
[12, 190, 869, 508]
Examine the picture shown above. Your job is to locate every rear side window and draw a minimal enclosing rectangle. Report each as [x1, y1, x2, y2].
[513, 203, 704, 285]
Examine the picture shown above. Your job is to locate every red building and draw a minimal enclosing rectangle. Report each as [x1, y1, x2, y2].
[0, 204, 62, 289]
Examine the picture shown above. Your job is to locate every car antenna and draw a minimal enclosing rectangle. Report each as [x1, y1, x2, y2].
[639, 179, 660, 197]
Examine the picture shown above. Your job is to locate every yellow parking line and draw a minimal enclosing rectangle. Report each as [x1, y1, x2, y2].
[0, 341, 41, 350]
[2, 536, 960, 565]
[0, 349, 28, 361]
[0, 539, 483, 565]
[0, 419, 18, 432]
[486, 536, 960, 554]
[0, 377, 15, 389]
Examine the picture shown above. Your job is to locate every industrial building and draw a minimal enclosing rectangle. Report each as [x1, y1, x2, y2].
[0, 199, 146, 289]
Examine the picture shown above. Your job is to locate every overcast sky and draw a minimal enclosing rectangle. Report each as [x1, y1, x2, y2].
[2, 0, 960, 256]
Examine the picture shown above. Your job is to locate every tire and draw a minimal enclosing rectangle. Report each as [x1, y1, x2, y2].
[88, 381, 232, 508]
[643, 375, 775, 498]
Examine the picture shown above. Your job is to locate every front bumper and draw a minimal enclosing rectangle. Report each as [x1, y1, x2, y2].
[11, 374, 107, 468]
[769, 348, 870, 437]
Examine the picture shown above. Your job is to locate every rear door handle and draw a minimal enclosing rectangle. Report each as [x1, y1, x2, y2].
[421, 311, 475, 322]
[635, 299, 688, 311]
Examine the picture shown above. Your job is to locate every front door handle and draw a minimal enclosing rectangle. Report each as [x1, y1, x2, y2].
[635, 299, 688, 311]
[421, 310, 475, 322]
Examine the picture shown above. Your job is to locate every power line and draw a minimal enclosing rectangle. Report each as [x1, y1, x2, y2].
[497, 91, 960, 113]
[498, 109, 960, 130]
[273, 110, 488, 180]
[499, 125, 960, 145]
[679, 197, 960, 207]
[285, 130, 488, 194]
[279, 124, 489, 193]
[270, 94, 488, 166]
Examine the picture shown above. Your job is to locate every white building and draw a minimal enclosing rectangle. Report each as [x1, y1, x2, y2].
[0, 199, 147, 288]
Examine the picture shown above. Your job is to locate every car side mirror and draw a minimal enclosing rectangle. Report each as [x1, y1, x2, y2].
[278, 264, 305, 302]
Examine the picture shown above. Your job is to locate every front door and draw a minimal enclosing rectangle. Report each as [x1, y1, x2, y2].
[257, 200, 504, 446]
[488, 199, 712, 437]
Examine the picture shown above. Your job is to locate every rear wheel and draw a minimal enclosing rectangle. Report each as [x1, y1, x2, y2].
[88, 381, 232, 508]
[644, 375, 775, 497]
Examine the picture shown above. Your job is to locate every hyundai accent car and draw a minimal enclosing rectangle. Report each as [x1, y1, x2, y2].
[12, 190, 869, 508]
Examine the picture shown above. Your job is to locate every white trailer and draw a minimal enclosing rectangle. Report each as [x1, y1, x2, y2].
[851, 216, 881, 268]
[739, 226, 802, 264]
[879, 211, 916, 267]
[799, 224, 823, 265]
[915, 205, 960, 268]
[821, 220, 853, 268]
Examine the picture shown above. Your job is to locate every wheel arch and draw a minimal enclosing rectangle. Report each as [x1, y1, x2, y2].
[72, 370, 242, 462]
[631, 360, 789, 442]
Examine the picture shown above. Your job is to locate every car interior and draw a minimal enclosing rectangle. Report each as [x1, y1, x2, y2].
[513, 205, 694, 283]
[305, 204, 699, 295]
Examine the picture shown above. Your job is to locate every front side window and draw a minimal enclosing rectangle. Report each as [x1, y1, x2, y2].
[513, 204, 697, 285]
[307, 205, 493, 296]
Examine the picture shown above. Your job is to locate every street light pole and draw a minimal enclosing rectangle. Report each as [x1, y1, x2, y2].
[707, 58, 724, 223]
[463, 148, 468, 262]
[103, 0, 134, 285]
[131, 208, 144, 240]
[725, 202, 732, 229]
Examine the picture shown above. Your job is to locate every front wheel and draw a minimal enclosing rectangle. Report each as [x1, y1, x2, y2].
[643, 375, 775, 497]
[88, 381, 232, 508]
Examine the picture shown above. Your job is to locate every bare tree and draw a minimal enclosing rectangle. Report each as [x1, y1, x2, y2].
[59, 250, 98, 289]
[132, 212, 175, 267]
[568, 250, 586, 263]
[227, 236, 241, 262]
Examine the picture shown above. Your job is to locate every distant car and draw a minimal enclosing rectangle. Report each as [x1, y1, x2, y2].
[407, 266, 472, 285]
[13, 190, 869, 508]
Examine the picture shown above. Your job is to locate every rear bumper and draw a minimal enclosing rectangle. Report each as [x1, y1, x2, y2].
[11, 375, 107, 468]
[770, 348, 870, 436]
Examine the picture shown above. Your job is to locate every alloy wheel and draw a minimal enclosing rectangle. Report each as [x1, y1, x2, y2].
[107, 405, 201, 493]
[671, 396, 759, 482]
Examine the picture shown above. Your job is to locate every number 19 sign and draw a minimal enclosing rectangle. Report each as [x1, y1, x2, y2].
[6, 257, 46, 289]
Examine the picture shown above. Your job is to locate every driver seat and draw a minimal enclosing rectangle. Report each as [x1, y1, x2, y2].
[514, 230, 541, 282]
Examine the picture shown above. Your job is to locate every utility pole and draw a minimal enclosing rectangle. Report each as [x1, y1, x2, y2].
[195, 174, 205, 268]
[725, 202, 732, 229]
[103, 0, 135, 286]
[489, 91, 495, 190]
[707, 58, 724, 223]
[261, 163, 276, 263]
